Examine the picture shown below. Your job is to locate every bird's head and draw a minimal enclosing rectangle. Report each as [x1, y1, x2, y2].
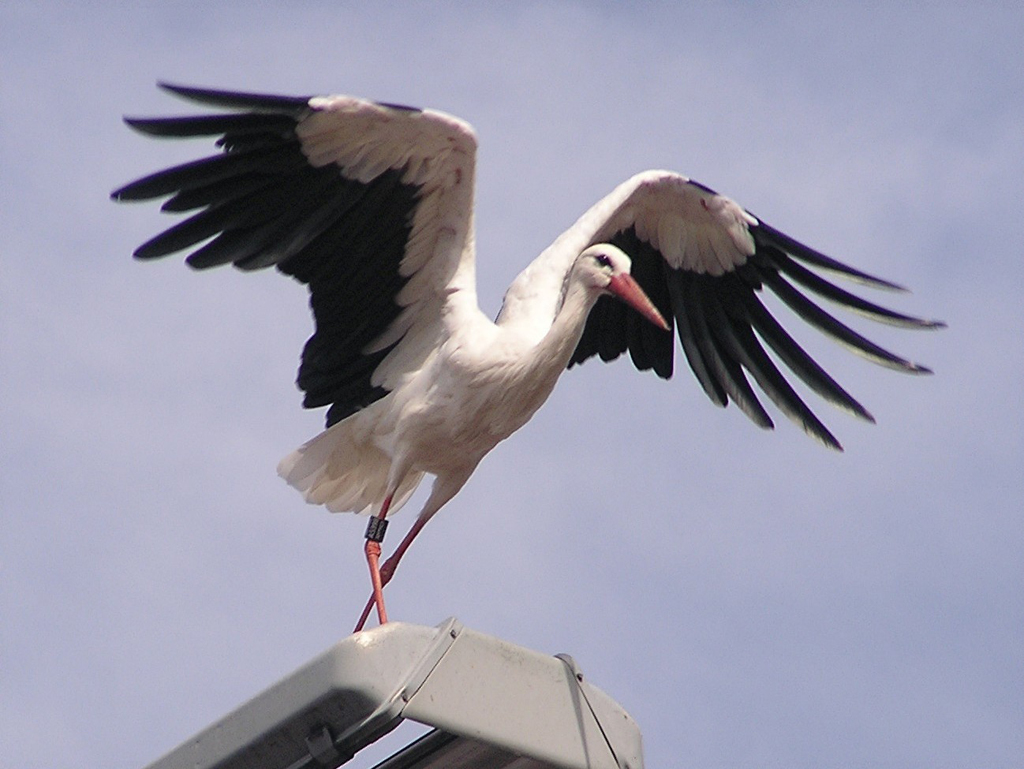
[576, 244, 670, 330]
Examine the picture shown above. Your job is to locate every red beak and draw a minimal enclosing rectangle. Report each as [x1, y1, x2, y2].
[606, 274, 670, 331]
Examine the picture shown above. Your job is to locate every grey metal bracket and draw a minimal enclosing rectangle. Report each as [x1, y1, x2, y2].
[141, 618, 642, 769]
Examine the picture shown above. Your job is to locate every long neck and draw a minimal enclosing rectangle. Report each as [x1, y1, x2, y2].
[477, 277, 597, 441]
[530, 277, 597, 374]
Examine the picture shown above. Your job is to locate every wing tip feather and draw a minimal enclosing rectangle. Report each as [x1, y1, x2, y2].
[156, 81, 313, 112]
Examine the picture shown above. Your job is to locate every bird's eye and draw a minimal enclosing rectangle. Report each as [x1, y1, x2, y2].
[594, 254, 613, 269]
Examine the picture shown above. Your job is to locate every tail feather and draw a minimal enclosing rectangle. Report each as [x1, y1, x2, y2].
[277, 421, 424, 515]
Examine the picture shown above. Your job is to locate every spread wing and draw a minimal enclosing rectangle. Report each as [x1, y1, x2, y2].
[112, 83, 479, 426]
[514, 171, 942, 450]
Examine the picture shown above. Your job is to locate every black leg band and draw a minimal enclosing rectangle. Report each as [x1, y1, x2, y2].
[365, 516, 388, 543]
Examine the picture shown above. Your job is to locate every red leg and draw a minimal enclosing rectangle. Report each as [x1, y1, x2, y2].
[364, 539, 388, 625]
[354, 494, 393, 633]
[352, 514, 430, 633]
[379, 515, 429, 584]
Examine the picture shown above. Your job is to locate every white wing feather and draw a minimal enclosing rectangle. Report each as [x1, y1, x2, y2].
[498, 170, 758, 337]
[295, 99, 484, 390]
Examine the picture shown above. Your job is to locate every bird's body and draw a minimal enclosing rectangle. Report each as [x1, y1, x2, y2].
[281, 284, 594, 519]
[279, 232, 663, 552]
[114, 84, 940, 628]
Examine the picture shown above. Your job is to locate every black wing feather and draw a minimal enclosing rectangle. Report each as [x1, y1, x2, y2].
[753, 219, 906, 290]
[157, 82, 313, 113]
[770, 248, 943, 329]
[570, 207, 938, 449]
[733, 276, 873, 422]
[113, 84, 423, 427]
[124, 112, 300, 140]
[684, 273, 775, 431]
[665, 269, 728, 406]
[704, 279, 841, 449]
[753, 261, 933, 374]
[161, 174, 274, 213]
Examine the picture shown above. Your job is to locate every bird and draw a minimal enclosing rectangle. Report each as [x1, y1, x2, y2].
[112, 83, 941, 632]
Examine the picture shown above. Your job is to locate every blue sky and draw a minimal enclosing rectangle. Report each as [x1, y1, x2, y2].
[2, 3, 1022, 767]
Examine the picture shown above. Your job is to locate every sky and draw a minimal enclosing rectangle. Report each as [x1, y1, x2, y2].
[2, 2, 1022, 767]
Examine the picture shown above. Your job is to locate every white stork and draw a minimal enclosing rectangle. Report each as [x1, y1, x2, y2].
[113, 84, 941, 631]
